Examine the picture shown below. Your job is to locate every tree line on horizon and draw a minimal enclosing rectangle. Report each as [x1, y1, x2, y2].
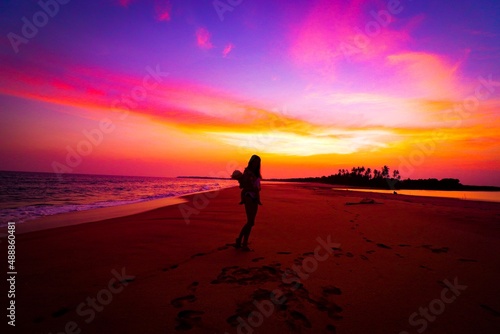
[179, 165, 499, 191]
[269, 165, 473, 190]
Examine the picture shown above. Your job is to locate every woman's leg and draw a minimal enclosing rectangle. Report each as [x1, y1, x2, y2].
[241, 197, 258, 246]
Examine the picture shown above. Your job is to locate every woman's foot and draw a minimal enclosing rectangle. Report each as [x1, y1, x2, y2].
[241, 245, 252, 252]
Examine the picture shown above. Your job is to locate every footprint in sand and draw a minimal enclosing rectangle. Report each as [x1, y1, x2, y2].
[163, 264, 179, 272]
[322, 285, 342, 296]
[480, 304, 500, 317]
[277, 251, 292, 255]
[363, 237, 373, 243]
[222, 265, 239, 271]
[191, 252, 206, 258]
[110, 275, 135, 287]
[225, 271, 344, 330]
[52, 307, 70, 318]
[226, 314, 242, 327]
[290, 310, 312, 328]
[398, 244, 411, 247]
[326, 304, 344, 320]
[431, 247, 448, 254]
[262, 265, 279, 274]
[366, 250, 375, 254]
[178, 310, 203, 318]
[308, 297, 329, 312]
[251, 257, 265, 263]
[376, 243, 392, 249]
[233, 268, 251, 275]
[422, 245, 449, 254]
[326, 324, 337, 332]
[175, 310, 204, 331]
[302, 251, 315, 256]
[437, 280, 447, 288]
[212, 265, 282, 285]
[252, 288, 274, 300]
[188, 281, 199, 292]
[360, 255, 369, 261]
[227, 298, 267, 327]
[171, 295, 196, 308]
[345, 252, 354, 258]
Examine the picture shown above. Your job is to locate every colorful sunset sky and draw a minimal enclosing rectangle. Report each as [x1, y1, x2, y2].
[1, 0, 499, 185]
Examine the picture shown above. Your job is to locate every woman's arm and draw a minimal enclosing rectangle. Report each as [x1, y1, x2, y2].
[254, 177, 261, 191]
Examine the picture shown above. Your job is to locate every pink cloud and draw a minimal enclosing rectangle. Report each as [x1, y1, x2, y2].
[386, 52, 459, 98]
[222, 43, 234, 58]
[119, 0, 133, 7]
[288, 0, 412, 78]
[155, 0, 172, 21]
[0, 54, 282, 129]
[0, 53, 332, 140]
[196, 27, 214, 50]
[119, 0, 172, 21]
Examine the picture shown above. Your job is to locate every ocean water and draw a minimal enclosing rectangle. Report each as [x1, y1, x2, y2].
[0, 171, 235, 226]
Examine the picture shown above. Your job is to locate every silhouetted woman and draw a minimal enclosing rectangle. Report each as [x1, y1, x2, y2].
[235, 155, 262, 251]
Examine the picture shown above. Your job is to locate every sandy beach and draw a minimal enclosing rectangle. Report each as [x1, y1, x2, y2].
[8, 183, 500, 333]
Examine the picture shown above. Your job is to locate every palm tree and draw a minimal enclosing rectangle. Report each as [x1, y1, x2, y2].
[381, 165, 390, 179]
[364, 168, 372, 180]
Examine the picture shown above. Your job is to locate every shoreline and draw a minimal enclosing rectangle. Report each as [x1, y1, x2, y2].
[10, 186, 237, 234]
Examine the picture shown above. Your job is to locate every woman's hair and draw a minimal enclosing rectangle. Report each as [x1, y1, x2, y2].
[246, 154, 262, 179]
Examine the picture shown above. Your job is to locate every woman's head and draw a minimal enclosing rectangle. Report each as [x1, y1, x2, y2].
[247, 155, 262, 178]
